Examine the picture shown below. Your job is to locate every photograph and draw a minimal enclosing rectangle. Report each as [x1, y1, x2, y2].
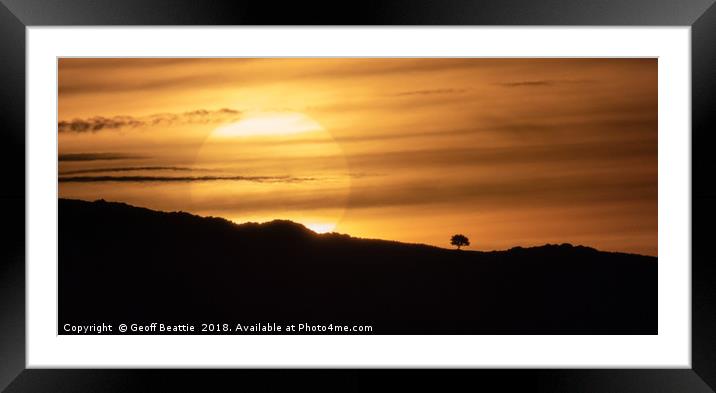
[57, 57, 657, 335]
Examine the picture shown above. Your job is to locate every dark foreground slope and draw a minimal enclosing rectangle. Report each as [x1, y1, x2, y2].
[59, 198, 657, 334]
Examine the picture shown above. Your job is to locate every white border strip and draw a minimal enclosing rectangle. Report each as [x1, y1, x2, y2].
[27, 27, 690, 368]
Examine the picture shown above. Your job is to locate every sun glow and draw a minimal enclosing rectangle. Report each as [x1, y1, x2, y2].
[212, 112, 324, 138]
[191, 111, 350, 239]
[305, 222, 336, 234]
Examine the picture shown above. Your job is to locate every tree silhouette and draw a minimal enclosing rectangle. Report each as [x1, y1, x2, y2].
[451, 234, 470, 250]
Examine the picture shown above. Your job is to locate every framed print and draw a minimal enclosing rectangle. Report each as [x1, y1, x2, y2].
[2, 0, 716, 391]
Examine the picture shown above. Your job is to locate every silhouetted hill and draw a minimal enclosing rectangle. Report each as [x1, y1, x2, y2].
[59, 198, 657, 334]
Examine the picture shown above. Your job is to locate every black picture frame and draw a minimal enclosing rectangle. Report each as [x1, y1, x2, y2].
[1, 0, 715, 391]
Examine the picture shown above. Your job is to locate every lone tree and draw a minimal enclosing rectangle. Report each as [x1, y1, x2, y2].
[450, 234, 470, 250]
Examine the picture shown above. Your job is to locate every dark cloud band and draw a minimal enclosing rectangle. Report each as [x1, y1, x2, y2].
[393, 88, 467, 96]
[58, 153, 145, 162]
[58, 108, 241, 133]
[58, 175, 315, 183]
[497, 79, 593, 87]
[59, 166, 198, 175]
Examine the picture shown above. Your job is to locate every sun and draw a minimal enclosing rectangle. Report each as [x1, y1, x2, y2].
[212, 112, 324, 138]
[189, 111, 351, 235]
[305, 222, 336, 234]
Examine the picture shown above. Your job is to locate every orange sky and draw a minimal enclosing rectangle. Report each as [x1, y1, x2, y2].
[58, 58, 658, 256]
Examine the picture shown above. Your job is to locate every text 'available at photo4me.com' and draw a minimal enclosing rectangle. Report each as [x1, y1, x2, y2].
[61, 321, 375, 335]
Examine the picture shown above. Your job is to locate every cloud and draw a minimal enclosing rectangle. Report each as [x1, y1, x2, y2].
[58, 175, 315, 183]
[188, 169, 655, 216]
[392, 88, 467, 97]
[344, 138, 656, 172]
[58, 59, 502, 96]
[58, 153, 145, 161]
[58, 108, 241, 133]
[59, 166, 199, 175]
[341, 175, 656, 211]
[497, 79, 593, 87]
[348, 172, 385, 179]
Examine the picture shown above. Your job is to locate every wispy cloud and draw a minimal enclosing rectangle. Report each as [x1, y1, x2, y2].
[392, 88, 467, 97]
[58, 175, 315, 183]
[58, 59, 499, 95]
[192, 171, 655, 215]
[348, 172, 385, 179]
[59, 166, 199, 175]
[58, 108, 241, 133]
[58, 153, 145, 162]
[497, 79, 593, 88]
